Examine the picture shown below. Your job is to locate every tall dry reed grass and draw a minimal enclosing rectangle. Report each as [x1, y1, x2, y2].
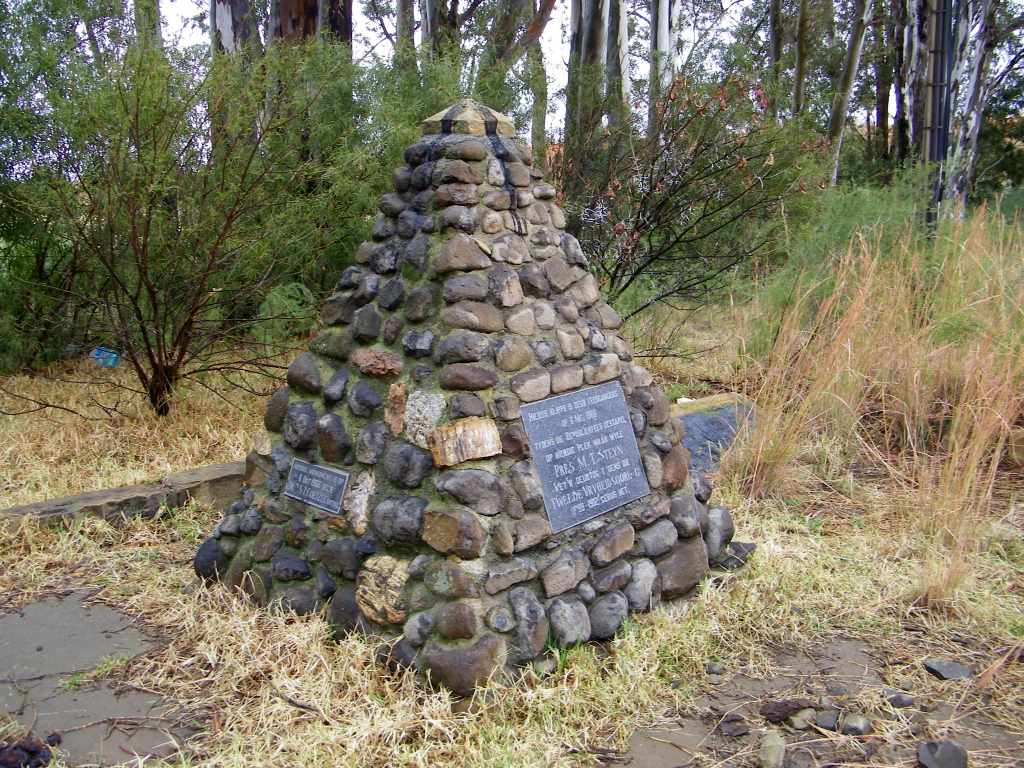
[721, 208, 1024, 607]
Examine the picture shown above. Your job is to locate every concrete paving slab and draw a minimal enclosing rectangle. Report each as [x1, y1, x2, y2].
[1, 592, 196, 766]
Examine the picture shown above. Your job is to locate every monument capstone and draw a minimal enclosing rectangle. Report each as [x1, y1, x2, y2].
[194, 100, 733, 694]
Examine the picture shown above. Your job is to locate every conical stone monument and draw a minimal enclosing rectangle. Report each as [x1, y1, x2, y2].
[194, 100, 727, 695]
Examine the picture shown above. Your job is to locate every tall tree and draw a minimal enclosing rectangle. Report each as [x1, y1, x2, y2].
[793, 0, 810, 114]
[872, 0, 893, 158]
[211, 0, 262, 56]
[649, 0, 673, 125]
[943, 0, 1000, 208]
[605, 0, 629, 126]
[768, 0, 783, 119]
[828, 0, 874, 182]
[134, 0, 161, 45]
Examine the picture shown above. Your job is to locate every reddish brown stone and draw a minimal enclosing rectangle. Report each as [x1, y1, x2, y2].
[422, 507, 487, 559]
[435, 601, 480, 639]
[384, 381, 407, 436]
[439, 364, 499, 391]
[350, 347, 403, 377]
[662, 444, 689, 492]
[420, 633, 506, 695]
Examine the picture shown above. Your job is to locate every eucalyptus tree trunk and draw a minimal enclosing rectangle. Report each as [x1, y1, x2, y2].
[649, 0, 672, 129]
[768, 0, 783, 119]
[792, 0, 809, 114]
[605, 0, 629, 126]
[901, 0, 932, 158]
[872, 0, 892, 159]
[396, 0, 416, 71]
[828, 0, 874, 183]
[943, 0, 998, 210]
[893, 0, 911, 160]
[268, 0, 352, 44]
[211, 0, 262, 55]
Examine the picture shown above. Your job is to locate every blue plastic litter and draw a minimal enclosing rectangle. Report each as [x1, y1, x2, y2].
[89, 347, 122, 368]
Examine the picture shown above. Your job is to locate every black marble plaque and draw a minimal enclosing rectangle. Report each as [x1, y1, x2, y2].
[283, 459, 349, 515]
[520, 381, 650, 533]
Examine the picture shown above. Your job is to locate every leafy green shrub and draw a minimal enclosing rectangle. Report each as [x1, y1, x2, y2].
[255, 283, 317, 346]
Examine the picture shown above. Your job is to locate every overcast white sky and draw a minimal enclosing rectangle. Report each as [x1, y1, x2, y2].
[161, 0, 573, 132]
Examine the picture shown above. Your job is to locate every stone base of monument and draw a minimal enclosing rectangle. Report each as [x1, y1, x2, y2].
[192, 101, 747, 695]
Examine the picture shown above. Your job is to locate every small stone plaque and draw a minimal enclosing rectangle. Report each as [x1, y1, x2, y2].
[520, 381, 650, 533]
[283, 459, 349, 515]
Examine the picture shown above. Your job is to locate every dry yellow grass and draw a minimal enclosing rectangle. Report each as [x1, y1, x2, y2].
[0, 359, 268, 508]
[1, 487, 1020, 767]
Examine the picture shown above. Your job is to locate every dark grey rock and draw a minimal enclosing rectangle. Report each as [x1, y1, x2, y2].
[371, 216, 395, 240]
[279, 585, 319, 615]
[885, 688, 916, 709]
[286, 353, 322, 394]
[403, 611, 436, 647]
[509, 461, 543, 510]
[328, 584, 364, 634]
[405, 285, 437, 322]
[439, 205, 475, 233]
[436, 469, 513, 516]
[283, 402, 318, 450]
[648, 430, 672, 453]
[352, 273, 381, 304]
[347, 381, 382, 417]
[403, 233, 431, 270]
[252, 524, 285, 561]
[449, 393, 485, 418]
[589, 591, 628, 640]
[714, 541, 756, 570]
[352, 305, 381, 342]
[693, 472, 713, 504]
[265, 386, 290, 431]
[320, 537, 362, 579]
[518, 264, 550, 297]
[336, 265, 364, 290]
[576, 580, 597, 603]
[378, 278, 406, 310]
[383, 315, 404, 345]
[314, 566, 337, 598]
[703, 507, 735, 562]
[382, 442, 433, 488]
[370, 242, 400, 274]
[322, 368, 350, 404]
[841, 713, 873, 735]
[492, 395, 520, 421]
[923, 658, 973, 680]
[272, 553, 311, 581]
[356, 420, 389, 464]
[548, 596, 591, 646]
[194, 537, 228, 583]
[618, 561, 659, 614]
[402, 329, 435, 358]
[669, 493, 707, 538]
[636, 518, 678, 557]
[442, 274, 488, 303]
[591, 560, 632, 592]
[239, 507, 263, 535]
[656, 536, 709, 599]
[435, 331, 490, 363]
[317, 412, 352, 463]
[815, 710, 841, 731]
[917, 741, 968, 768]
[486, 606, 516, 633]
[531, 340, 558, 366]
[508, 586, 549, 664]
[371, 495, 427, 544]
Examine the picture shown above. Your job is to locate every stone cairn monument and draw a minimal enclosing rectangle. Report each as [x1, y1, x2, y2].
[194, 101, 735, 695]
